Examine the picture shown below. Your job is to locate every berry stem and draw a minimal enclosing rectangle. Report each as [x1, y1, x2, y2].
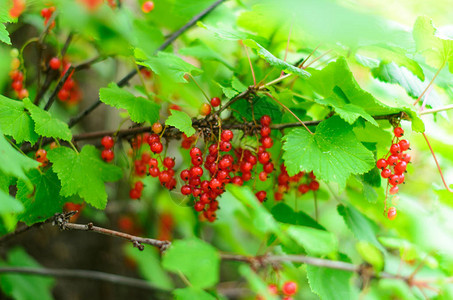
[302, 49, 333, 69]
[280, 21, 294, 77]
[413, 62, 445, 106]
[241, 42, 256, 86]
[188, 73, 210, 102]
[298, 44, 321, 68]
[422, 132, 453, 192]
[420, 104, 453, 115]
[265, 92, 314, 135]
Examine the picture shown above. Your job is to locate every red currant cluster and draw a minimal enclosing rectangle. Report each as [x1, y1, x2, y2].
[40, 6, 56, 30]
[101, 135, 115, 162]
[376, 126, 411, 220]
[57, 62, 82, 105]
[258, 281, 298, 300]
[274, 165, 319, 201]
[35, 149, 48, 167]
[181, 133, 196, 149]
[9, 51, 29, 100]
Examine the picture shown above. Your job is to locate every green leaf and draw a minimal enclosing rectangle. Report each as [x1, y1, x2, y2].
[356, 241, 384, 272]
[16, 169, 68, 225]
[306, 265, 353, 300]
[137, 51, 202, 83]
[231, 96, 282, 123]
[337, 204, 384, 252]
[308, 57, 394, 125]
[124, 246, 173, 290]
[22, 98, 72, 141]
[132, 19, 164, 56]
[0, 248, 54, 300]
[174, 288, 216, 300]
[165, 110, 195, 137]
[0, 129, 40, 181]
[0, 190, 24, 214]
[285, 224, 338, 256]
[0, 96, 38, 144]
[99, 83, 160, 124]
[179, 43, 233, 69]
[0, 23, 11, 45]
[47, 146, 122, 209]
[282, 116, 375, 189]
[244, 40, 310, 79]
[197, 22, 265, 42]
[413, 16, 453, 72]
[271, 203, 325, 230]
[162, 238, 220, 289]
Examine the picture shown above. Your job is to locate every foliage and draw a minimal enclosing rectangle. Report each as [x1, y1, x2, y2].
[1, 0, 453, 299]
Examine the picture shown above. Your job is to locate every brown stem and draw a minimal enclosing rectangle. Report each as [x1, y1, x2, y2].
[422, 132, 453, 192]
[54, 213, 170, 251]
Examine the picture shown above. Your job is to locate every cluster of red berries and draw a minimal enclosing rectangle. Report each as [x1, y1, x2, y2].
[57, 62, 82, 105]
[258, 281, 298, 300]
[199, 97, 222, 116]
[40, 6, 56, 30]
[101, 135, 115, 162]
[9, 50, 28, 100]
[274, 166, 320, 201]
[35, 149, 48, 167]
[376, 126, 411, 220]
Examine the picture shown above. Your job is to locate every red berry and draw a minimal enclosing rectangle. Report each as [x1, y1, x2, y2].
[180, 169, 190, 181]
[135, 181, 144, 192]
[263, 162, 274, 173]
[389, 186, 399, 195]
[260, 126, 271, 137]
[159, 171, 171, 184]
[387, 207, 397, 220]
[190, 147, 202, 158]
[381, 168, 391, 178]
[193, 188, 202, 197]
[189, 177, 201, 187]
[219, 158, 232, 170]
[163, 157, 175, 169]
[101, 149, 114, 162]
[242, 172, 252, 181]
[274, 192, 283, 201]
[309, 180, 320, 191]
[35, 149, 47, 162]
[255, 191, 267, 202]
[151, 142, 163, 154]
[146, 133, 160, 145]
[220, 141, 232, 152]
[142, 1, 155, 13]
[18, 88, 29, 99]
[149, 167, 160, 177]
[259, 171, 267, 181]
[246, 155, 257, 165]
[194, 201, 205, 212]
[210, 97, 221, 107]
[221, 130, 234, 142]
[394, 161, 407, 175]
[58, 88, 69, 101]
[261, 136, 273, 149]
[101, 136, 115, 149]
[209, 178, 222, 190]
[200, 103, 212, 116]
[260, 115, 271, 126]
[240, 161, 253, 173]
[181, 185, 192, 195]
[389, 174, 400, 186]
[298, 184, 310, 194]
[393, 127, 404, 137]
[49, 57, 61, 70]
[268, 284, 278, 295]
[282, 281, 298, 296]
[398, 139, 410, 151]
[231, 176, 243, 186]
[152, 122, 162, 134]
[376, 158, 388, 169]
[190, 166, 203, 177]
[258, 152, 270, 164]
[401, 153, 411, 163]
[11, 80, 22, 91]
[390, 143, 401, 154]
[387, 155, 398, 166]
[129, 188, 141, 199]
[208, 144, 218, 155]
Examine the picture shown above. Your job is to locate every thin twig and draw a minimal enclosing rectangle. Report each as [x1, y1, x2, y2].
[242, 42, 256, 86]
[67, 0, 227, 128]
[302, 49, 333, 69]
[420, 104, 453, 115]
[422, 132, 453, 192]
[216, 87, 255, 115]
[54, 213, 171, 251]
[413, 62, 445, 106]
[0, 267, 164, 292]
[0, 220, 52, 244]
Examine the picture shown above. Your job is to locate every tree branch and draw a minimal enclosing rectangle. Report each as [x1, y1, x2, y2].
[53, 213, 171, 251]
[0, 267, 165, 292]
[67, 0, 227, 128]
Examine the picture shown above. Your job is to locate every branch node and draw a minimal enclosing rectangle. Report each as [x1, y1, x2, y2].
[87, 222, 94, 230]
